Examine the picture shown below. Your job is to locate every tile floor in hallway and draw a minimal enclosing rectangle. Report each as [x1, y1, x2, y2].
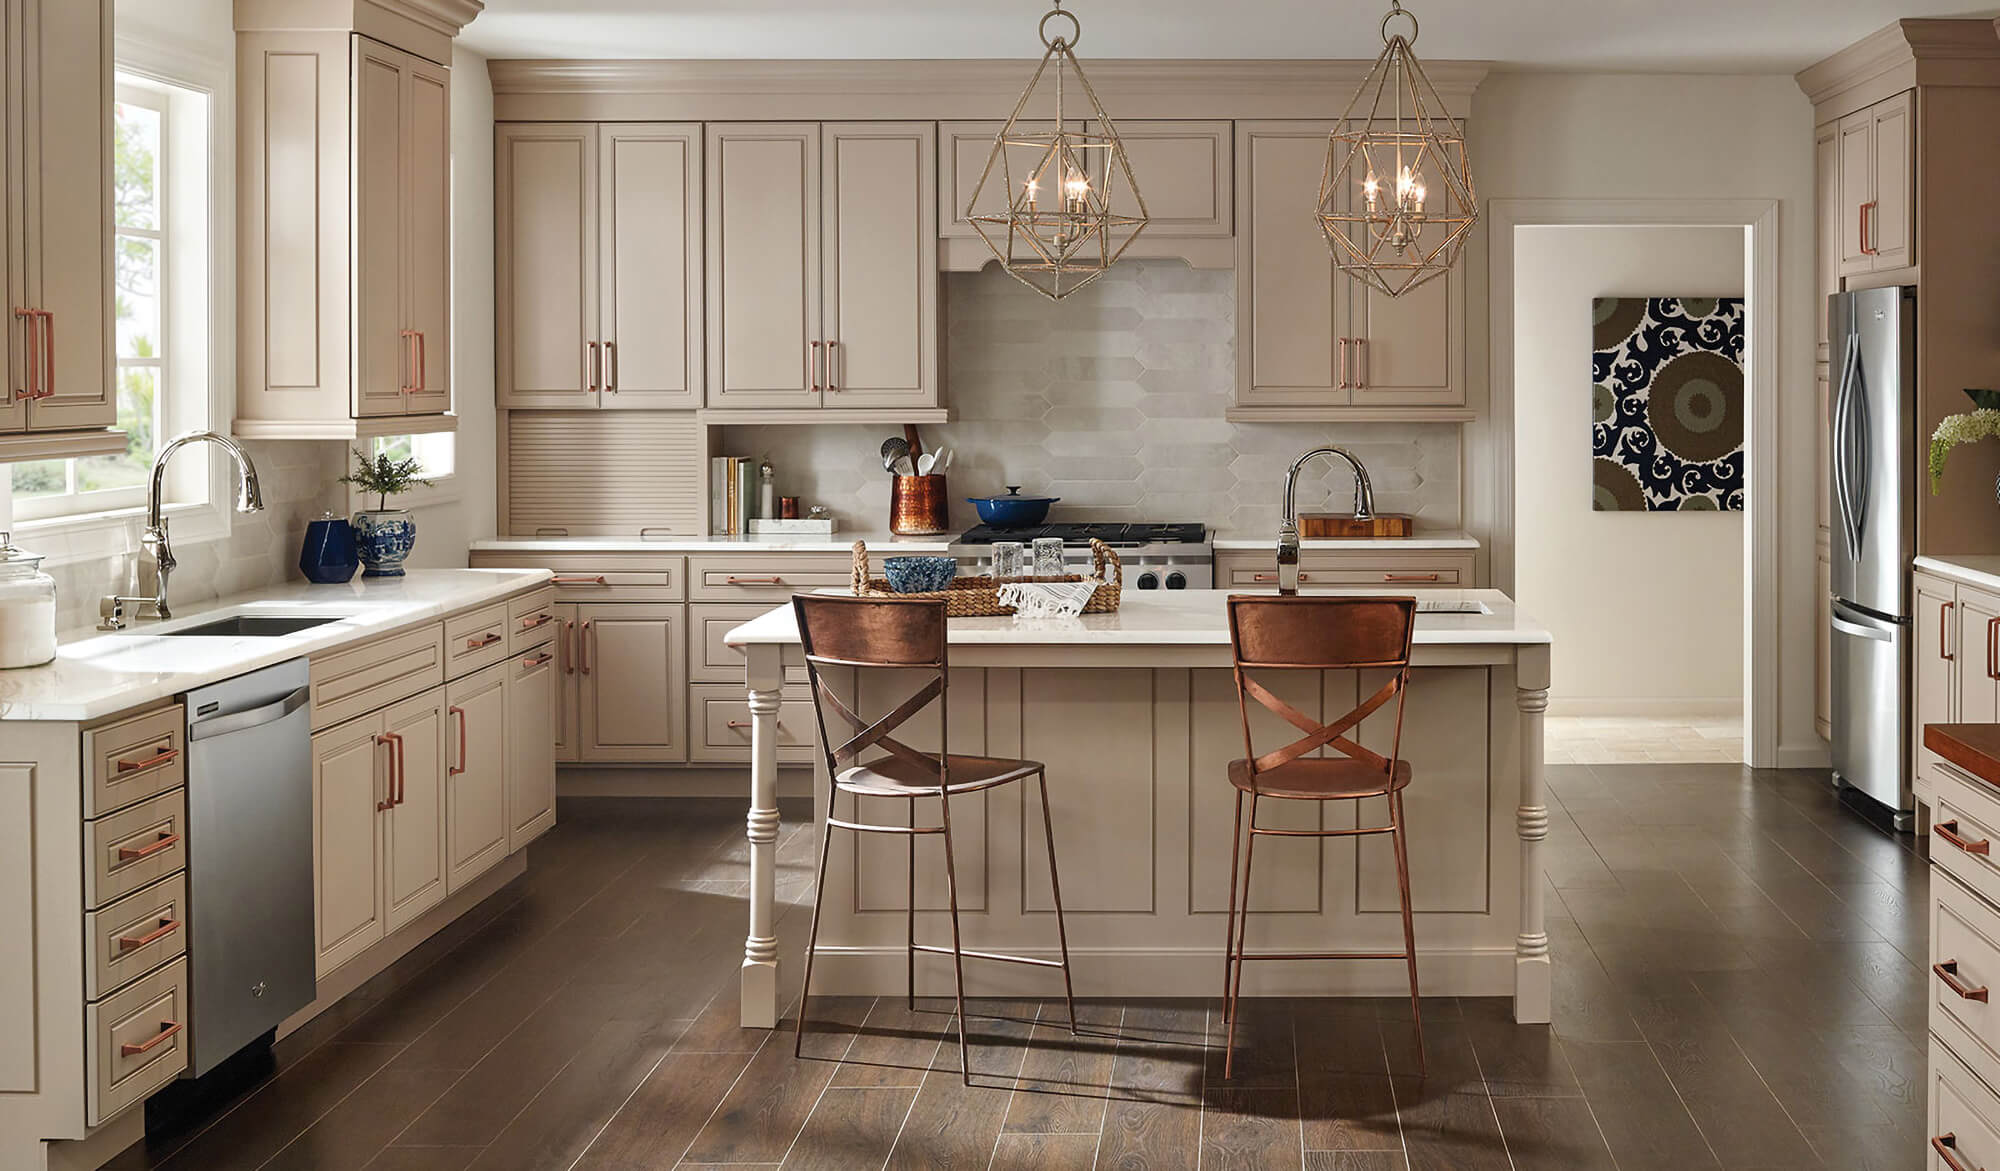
[103, 763, 1925, 1170]
[1546, 715, 1746, 764]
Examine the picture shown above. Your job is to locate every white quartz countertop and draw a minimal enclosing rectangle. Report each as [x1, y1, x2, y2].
[0, 568, 554, 722]
[1917, 556, 2000, 596]
[726, 587, 1548, 649]
[1210, 531, 1481, 551]
[469, 531, 950, 554]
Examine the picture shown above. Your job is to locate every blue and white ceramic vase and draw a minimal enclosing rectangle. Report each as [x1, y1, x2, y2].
[352, 508, 416, 577]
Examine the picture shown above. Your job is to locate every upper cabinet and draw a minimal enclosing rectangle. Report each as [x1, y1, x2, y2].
[495, 122, 704, 410]
[1230, 121, 1467, 422]
[705, 121, 939, 415]
[0, 0, 123, 461]
[1834, 90, 1914, 277]
[234, 0, 478, 440]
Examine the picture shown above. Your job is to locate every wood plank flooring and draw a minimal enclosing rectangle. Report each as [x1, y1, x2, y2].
[103, 764, 1929, 1170]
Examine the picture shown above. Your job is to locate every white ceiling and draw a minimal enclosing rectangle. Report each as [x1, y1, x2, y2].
[459, 0, 2000, 72]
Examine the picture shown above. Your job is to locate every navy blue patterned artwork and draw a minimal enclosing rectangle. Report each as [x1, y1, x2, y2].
[1590, 296, 1745, 512]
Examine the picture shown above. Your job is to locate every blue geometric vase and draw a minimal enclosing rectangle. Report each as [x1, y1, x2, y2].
[298, 513, 360, 583]
[352, 509, 416, 577]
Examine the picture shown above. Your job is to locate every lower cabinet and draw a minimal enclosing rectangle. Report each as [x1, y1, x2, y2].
[508, 641, 559, 847]
[445, 662, 511, 892]
[577, 602, 686, 762]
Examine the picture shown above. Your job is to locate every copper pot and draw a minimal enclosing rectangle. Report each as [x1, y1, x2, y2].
[890, 474, 950, 535]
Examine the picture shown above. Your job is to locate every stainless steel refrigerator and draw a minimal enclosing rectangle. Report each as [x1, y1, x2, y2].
[1828, 285, 1918, 829]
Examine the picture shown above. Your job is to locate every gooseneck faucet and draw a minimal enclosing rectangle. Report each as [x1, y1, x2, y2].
[99, 431, 265, 628]
[1275, 447, 1375, 596]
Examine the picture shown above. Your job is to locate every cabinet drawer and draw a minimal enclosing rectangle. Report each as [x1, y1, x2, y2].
[1932, 1035, 2000, 1171]
[1216, 550, 1476, 589]
[85, 874, 187, 1001]
[444, 603, 510, 680]
[688, 554, 852, 601]
[83, 704, 185, 818]
[88, 789, 187, 910]
[508, 586, 560, 654]
[550, 569, 683, 602]
[689, 603, 806, 684]
[688, 683, 817, 764]
[1933, 764, 2000, 909]
[87, 957, 188, 1126]
[311, 624, 445, 731]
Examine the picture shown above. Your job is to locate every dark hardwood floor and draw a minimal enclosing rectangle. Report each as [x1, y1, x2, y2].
[104, 763, 1929, 1170]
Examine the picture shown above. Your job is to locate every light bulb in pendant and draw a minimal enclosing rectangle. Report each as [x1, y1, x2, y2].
[1362, 173, 1380, 215]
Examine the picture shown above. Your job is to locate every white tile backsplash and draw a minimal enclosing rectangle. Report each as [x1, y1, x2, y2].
[728, 260, 1462, 536]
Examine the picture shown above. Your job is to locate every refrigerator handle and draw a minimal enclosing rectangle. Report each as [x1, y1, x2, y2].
[1830, 612, 1895, 643]
[1831, 327, 1866, 554]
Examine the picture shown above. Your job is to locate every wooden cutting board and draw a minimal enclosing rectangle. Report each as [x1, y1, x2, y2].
[1298, 513, 1416, 539]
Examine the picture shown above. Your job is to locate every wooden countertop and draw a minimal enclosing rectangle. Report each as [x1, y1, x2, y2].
[1925, 723, 2000, 788]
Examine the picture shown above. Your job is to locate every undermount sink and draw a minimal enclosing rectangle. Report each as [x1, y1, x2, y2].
[159, 614, 348, 637]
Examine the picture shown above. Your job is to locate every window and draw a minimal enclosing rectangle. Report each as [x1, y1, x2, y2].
[12, 74, 212, 526]
[349, 433, 458, 511]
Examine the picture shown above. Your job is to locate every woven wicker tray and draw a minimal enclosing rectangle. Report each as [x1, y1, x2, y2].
[850, 539, 1123, 617]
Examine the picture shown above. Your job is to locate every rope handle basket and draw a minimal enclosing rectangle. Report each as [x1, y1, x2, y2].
[849, 539, 1123, 617]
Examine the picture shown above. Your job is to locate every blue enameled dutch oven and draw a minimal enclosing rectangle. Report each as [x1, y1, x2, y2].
[966, 486, 1060, 528]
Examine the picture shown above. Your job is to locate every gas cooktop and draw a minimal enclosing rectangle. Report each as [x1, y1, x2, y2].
[954, 522, 1208, 548]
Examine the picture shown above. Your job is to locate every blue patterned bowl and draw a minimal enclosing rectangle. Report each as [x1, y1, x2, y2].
[882, 556, 957, 594]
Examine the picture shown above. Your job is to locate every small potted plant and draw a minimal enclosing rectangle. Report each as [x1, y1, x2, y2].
[339, 446, 433, 577]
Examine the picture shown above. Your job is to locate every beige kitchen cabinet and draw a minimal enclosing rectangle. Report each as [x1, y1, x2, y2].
[1214, 547, 1478, 589]
[1957, 583, 2000, 729]
[1915, 570, 1956, 794]
[1835, 90, 1914, 277]
[1816, 548, 1833, 741]
[706, 122, 938, 412]
[310, 717, 388, 978]
[507, 640, 559, 847]
[1230, 121, 1465, 421]
[494, 122, 703, 410]
[444, 659, 508, 887]
[1814, 123, 1839, 363]
[381, 690, 447, 933]
[1816, 367, 1832, 536]
[0, 0, 117, 450]
[234, 23, 455, 438]
[938, 120, 1081, 240]
[576, 603, 686, 762]
[552, 602, 581, 763]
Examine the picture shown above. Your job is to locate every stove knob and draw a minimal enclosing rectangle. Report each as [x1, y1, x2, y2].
[1165, 572, 1187, 590]
[1136, 572, 1160, 590]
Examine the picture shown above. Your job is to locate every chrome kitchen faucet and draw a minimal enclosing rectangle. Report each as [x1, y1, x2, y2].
[1275, 447, 1375, 595]
[99, 430, 265, 629]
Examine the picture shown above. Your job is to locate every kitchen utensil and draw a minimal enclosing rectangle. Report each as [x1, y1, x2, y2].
[880, 436, 910, 476]
[894, 455, 916, 476]
[889, 475, 950, 534]
[298, 512, 360, 584]
[882, 556, 958, 593]
[904, 423, 924, 457]
[917, 452, 936, 475]
[0, 531, 56, 669]
[938, 448, 954, 473]
[992, 541, 1027, 578]
[966, 486, 1059, 527]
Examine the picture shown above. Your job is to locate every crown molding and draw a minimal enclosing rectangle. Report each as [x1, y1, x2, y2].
[1796, 18, 2000, 112]
[489, 57, 1492, 123]
[236, 0, 482, 65]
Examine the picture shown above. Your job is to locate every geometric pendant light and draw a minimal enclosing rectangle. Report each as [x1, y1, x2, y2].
[1317, 0, 1477, 299]
[967, 1, 1148, 300]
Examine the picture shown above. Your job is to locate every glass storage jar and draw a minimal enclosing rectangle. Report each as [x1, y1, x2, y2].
[0, 531, 57, 668]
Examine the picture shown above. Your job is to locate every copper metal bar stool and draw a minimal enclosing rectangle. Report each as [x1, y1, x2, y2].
[791, 593, 1078, 1084]
[1220, 595, 1424, 1079]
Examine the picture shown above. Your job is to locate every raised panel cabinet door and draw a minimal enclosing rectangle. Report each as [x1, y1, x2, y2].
[311, 716, 386, 978]
[1867, 90, 1914, 272]
[401, 53, 451, 416]
[1835, 110, 1874, 276]
[0, 0, 19, 434]
[554, 602, 581, 763]
[382, 688, 447, 933]
[352, 37, 410, 418]
[495, 122, 598, 409]
[444, 663, 509, 893]
[0, 763, 32, 1090]
[820, 122, 937, 410]
[705, 123, 820, 408]
[1356, 666, 1490, 913]
[1086, 120, 1232, 238]
[599, 124, 702, 408]
[936, 120, 1083, 240]
[24, 0, 112, 430]
[507, 641, 558, 848]
[1814, 122, 1838, 364]
[1956, 586, 2000, 727]
[1914, 572, 1957, 781]
[578, 603, 686, 762]
[1235, 122, 1346, 409]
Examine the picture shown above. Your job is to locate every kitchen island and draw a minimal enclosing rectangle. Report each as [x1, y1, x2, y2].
[725, 587, 1553, 1028]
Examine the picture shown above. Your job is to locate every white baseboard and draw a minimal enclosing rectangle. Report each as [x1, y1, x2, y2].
[1546, 698, 1742, 720]
[558, 764, 815, 799]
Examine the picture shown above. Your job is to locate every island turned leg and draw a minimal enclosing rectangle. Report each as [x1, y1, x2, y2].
[1515, 643, 1553, 1024]
[742, 643, 785, 1029]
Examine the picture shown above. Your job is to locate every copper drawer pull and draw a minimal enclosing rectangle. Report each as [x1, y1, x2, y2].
[464, 633, 502, 651]
[1250, 573, 1311, 583]
[587, 340, 601, 393]
[13, 306, 37, 400]
[399, 328, 419, 393]
[521, 651, 554, 670]
[809, 340, 822, 393]
[118, 917, 180, 952]
[826, 339, 839, 393]
[727, 576, 784, 585]
[727, 720, 750, 729]
[1384, 573, 1441, 583]
[552, 575, 608, 586]
[416, 330, 427, 393]
[1353, 337, 1367, 389]
[120, 1020, 183, 1058]
[1989, 615, 1999, 681]
[1935, 959, 1991, 1002]
[449, 705, 467, 777]
[1934, 1133, 1981, 1171]
[564, 619, 576, 675]
[375, 733, 401, 811]
[115, 746, 179, 774]
[1937, 820, 1992, 856]
[1860, 200, 1878, 256]
[1945, 600, 1957, 661]
[116, 831, 180, 861]
[36, 309, 53, 397]
[519, 612, 554, 630]
[605, 340, 617, 392]
[580, 620, 593, 675]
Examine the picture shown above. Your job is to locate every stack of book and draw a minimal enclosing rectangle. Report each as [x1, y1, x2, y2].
[709, 457, 761, 534]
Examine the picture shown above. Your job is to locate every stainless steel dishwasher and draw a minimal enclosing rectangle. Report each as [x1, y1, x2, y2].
[182, 659, 315, 1077]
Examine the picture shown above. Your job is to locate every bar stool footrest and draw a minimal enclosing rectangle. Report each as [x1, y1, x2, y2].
[1231, 950, 1413, 961]
[910, 942, 1067, 969]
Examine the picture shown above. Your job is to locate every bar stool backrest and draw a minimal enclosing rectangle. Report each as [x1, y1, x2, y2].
[1225, 595, 1418, 782]
[793, 594, 950, 784]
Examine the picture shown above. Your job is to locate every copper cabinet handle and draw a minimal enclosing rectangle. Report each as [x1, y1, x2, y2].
[726, 576, 783, 585]
[521, 651, 554, 669]
[399, 328, 419, 393]
[564, 618, 576, 676]
[551, 575, 608, 586]
[120, 1020, 183, 1058]
[580, 619, 593, 675]
[519, 612, 554, 631]
[118, 917, 181, 952]
[587, 340, 601, 393]
[1250, 573, 1310, 583]
[465, 633, 502, 651]
[605, 340, 617, 393]
[117, 830, 180, 861]
[374, 733, 399, 810]
[826, 339, 839, 393]
[1988, 615, 1998, 681]
[1353, 338, 1367, 389]
[809, 340, 822, 393]
[116, 745, 179, 774]
[1935, 959, 1991, 1003]
[1860, 200, 1877, 256]
[1934, 1133, 1981, 1171]
[1937, 820, 1993, 856]
[1945, 600, 1957, 661]
[727, 720, 750, 729]
[449, 705, 467, 777]
[13, 307, 36, 400]
[416, 330, 427, 393]
[37, 309, 53, 397]
[1384, 573, 1441, 583]
[1337, 337, 1351, 389]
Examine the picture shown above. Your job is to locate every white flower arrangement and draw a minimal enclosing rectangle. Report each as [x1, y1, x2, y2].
[1931, 408, 2000, 494]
